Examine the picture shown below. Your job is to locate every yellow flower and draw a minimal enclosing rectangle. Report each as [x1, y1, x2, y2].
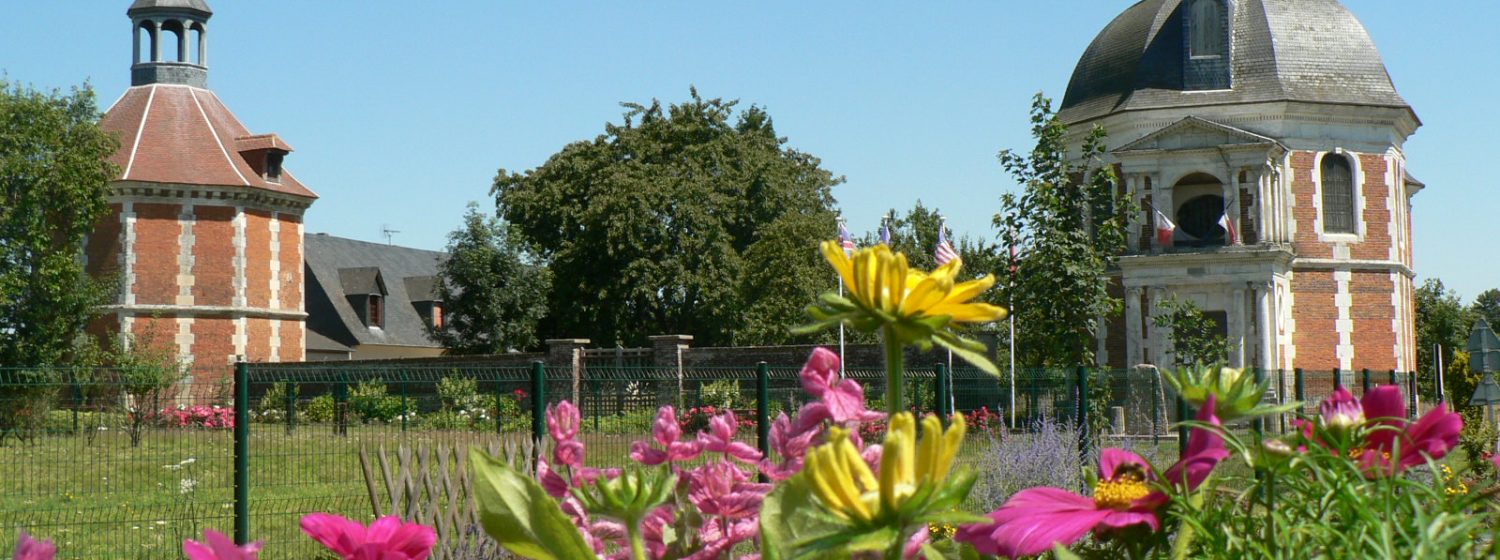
[805, 412, 967, 525]
[802, 241, 1007, 375]
[821, 241, 1005, 325]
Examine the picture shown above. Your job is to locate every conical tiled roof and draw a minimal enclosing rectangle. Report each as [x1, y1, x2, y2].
[100, 83, 317, 199]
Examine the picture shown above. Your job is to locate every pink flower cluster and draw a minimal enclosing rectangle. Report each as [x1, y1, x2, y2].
[14, 515, 435, 560]
[535, 347, 888, 559]
[1293, 385, 1462, 476]
[156, 405, 236, 429]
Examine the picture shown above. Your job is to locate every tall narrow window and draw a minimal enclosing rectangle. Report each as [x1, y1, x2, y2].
[1189, 0, 1226, 58]
[1321, 154, 1355, 234]
[368, 295, 384, 328]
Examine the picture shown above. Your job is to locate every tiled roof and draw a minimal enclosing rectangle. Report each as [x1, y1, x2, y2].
[1059, 0, 1412, 125]
[99, 84, 317, 199]
[304, 234, 448, 350]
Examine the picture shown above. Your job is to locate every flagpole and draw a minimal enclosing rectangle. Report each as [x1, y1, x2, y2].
[837, 216, 849, 378]
[1008, 224, 1017, 430]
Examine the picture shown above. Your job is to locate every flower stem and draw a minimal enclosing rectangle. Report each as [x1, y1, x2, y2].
[626, 519, 649, 560]
[883, 325, 904, 415]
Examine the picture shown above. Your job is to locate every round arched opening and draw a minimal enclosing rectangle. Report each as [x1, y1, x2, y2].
[160, 20, 186, 62]
[1176, 194, 1227, 245]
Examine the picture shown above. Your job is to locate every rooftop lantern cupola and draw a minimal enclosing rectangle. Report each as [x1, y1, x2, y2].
[128, 0, 212, 87]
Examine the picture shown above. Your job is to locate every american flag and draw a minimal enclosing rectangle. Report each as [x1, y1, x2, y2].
[879, 219, 891, 246]
[934, 220, 959, 266]
[838, 220, 857, 256]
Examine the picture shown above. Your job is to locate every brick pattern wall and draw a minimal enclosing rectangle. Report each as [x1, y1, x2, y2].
[192, 317, 236, 366]
[132, 203, 182, 305]
[246, 318, 272, 361]
[278, 214, 303, 311]
[191, 206, 236, 306]
[1291, 271, 1339, 369]
[1348, 272, 1397, 370]
[1350, 154, 1392, 261]
[244, 210, 273, 309]
[280, 318, 304, 362]
[86, 204, 125, 278]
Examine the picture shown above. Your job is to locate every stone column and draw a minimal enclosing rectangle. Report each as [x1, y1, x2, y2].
[177, 26, 188, 62]
[1151, 173, 1170, 252]
[1230, 288, 1247, 368]
[650, 335, 693, 405]
[1226, 169, 1242, 245]
[1125, 174, 1140, 252]
[1148, 287, 1169, 366]
[546, 338, 590, 404]
[133, 21, 141, 65]
[197, 24, 207, 67]
[1255, 282, 1275, 371]
[1125, 287, 1143, 366]
[150, 20, 162, 63]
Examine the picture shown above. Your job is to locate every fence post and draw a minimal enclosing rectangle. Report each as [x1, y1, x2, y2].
[1361, 368, 1371, 395]
[936, 363, 951, 418]
[1252, 368, 1264, 441]
[1332, 368, 1342, 391]
[233, 360, 250, 546]
[1176, 396, 1189, 461]
[1387, 369, 1397, 386]
[334, 379, 349, 437]
[398, 371, 409, 433]
[1407, 371, 1418, 419]
[756, 362, 770, 479]
[1151, 369, 1160, 446]
[284, 382, 297, 435]
[531, 361, 546, 462]
[493, 376, 505, 435]
[1075, 366, 1090, 465]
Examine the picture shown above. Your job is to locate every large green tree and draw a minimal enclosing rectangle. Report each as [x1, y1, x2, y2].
[429, 203, 552, 354]
[1472, 288, 1500, 329]
[0, 82, 117, 366]
[492, 89, 841, 346]
[994, 94, 1134, 367]
[1415, 279, 1475, 383]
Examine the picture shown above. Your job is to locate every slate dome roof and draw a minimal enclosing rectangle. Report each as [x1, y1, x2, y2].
[1058, 0, 1411, 125]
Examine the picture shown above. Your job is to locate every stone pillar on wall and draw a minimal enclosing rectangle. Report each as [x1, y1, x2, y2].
[650, 335, 692, 407]
[546, 338, 589, 403]
[1125, 287, 1143, 366]
[1231, 287, 1247, 368]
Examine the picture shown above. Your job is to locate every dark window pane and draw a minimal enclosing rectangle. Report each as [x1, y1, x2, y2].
[1322, 155, 1355, 233]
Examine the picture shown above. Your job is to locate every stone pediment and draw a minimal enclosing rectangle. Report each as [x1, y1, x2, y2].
[1114, 116, 1284, 154]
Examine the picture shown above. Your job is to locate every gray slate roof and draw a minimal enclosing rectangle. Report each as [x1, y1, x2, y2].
[1059, 0, 1411, 125]
[304, 233, 447, 350]
[127, 0, 213, 16]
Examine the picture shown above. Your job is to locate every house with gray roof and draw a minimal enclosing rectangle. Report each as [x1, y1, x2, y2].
[303, 233, 448, 360]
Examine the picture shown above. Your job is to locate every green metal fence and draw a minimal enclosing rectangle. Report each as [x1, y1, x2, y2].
[0, 362, 1425, 558]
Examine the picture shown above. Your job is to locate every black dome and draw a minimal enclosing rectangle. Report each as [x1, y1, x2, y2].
[1058, 0, 1409, 125]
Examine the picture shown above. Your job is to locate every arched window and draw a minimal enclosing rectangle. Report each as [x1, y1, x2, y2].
[1321, 154, 1356, 234]
[1189, 0, 1226, 58]
[160, 20, 186, 63]
[188, 24, 205, 65]
[136, 23, 155, 63]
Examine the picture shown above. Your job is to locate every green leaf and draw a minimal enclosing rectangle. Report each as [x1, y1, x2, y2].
[468, 447, 595, 560]
[760, 473, 848, 560]
[1051, 542, 1084, 560]
[933, 331, 999, 376]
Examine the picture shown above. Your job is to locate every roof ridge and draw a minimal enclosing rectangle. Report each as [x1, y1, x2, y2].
[188, 88, 251, 186]
[121, 85, 157, 180]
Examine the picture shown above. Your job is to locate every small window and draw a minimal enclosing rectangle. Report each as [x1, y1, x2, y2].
[1321, 154, 1356, 234]
[431, 303, 444, 330]
[368, 295, 384, 328]
[1189, 0, 1226, 58]
[266, 152, 284, 183]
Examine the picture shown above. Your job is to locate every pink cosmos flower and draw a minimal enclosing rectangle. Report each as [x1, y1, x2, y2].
[183, 529, 262, 560]
[758, 411, 821, 480]
[698, 410, 763, 464]
[554, 439, 586, 468]
[685, 460, 770, 519]
[12, 531, 55, 560]
[800, 348, 885, 424]
[1299, 386, 1462, 475]
[958, 397, 1227, 557]
[630, 406, 703, 465]
[547, 401, 581, 442]
[1163, 394, 1231, 490]
[300, 513, 436, 560]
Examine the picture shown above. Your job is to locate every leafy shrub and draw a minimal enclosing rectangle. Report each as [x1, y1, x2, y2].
[437, 375, 482, 411]
[698, 379, 743, 409]
[303, 394, 336, 423]
[350, 380, 406, 423]
[42, 409, 127, 435]
[254, 382, 297, 417]
[1459, 419, 1497, 479]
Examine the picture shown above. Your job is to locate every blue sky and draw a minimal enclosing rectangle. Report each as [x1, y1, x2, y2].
[4, 1, 1496, 300]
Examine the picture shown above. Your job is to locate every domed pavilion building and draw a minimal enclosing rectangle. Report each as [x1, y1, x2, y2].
[1070, 0, 1421, 373]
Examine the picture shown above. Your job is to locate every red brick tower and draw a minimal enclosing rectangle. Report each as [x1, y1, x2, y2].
[88, 0, 317, 367]
[1065, 0, 1420, 373]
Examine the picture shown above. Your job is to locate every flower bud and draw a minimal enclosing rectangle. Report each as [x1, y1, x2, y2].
[1261, 438, 1293, 458]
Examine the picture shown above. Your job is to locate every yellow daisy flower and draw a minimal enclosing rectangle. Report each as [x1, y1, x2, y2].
[805, 413, 967, 525]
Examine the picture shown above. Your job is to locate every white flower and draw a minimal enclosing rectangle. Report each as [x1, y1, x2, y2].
[179, 478, 198, 494]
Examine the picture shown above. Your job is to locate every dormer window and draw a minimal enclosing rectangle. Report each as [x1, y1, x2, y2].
[1182, 0, 1231, 90]
[368, 294, 384, 328]
[1188, 0, 1226, 58]
[430, 302, 444, 330]
[266, 152, 284, 183]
